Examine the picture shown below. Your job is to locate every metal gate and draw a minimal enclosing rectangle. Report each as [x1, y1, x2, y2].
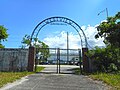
[35, 48, 82, 74]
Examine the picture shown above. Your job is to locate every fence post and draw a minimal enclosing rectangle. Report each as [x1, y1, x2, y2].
[82, 48, 89, 73]
[28, 46, 35, 72]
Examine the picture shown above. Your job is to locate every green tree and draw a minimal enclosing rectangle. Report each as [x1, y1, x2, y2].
[0, 25, 8, 48]
[21, 34, 50, 61]
[95, 12, 120, 60]
[21, 34, 31, 48]
[95, 12, 120, 48]
[89, 12, 120, 72]
[34, 39, 50, 60]
[21, 34, 49, 48]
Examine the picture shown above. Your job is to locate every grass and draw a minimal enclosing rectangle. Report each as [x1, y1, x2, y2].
[0, 66, 45, 88]
[73, 68, 120, 89]
[0, 72, 34, 88]
[89, 73, 120, 90]
[36, 66, 45, 72]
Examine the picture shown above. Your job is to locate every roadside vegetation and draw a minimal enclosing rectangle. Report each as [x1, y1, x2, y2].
[87, 12, 120, 73]
[73, 68, 120, 89]
[0, 66, 45, 88]
[87, 12, 120, 89]
[88, 12, 120, 90]
[89, 73, 120, 90]
[74, 12, 120, 89]
[36, 66, 45, 72]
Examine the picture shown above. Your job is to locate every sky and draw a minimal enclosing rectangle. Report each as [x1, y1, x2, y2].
[0, 0, 120, 49]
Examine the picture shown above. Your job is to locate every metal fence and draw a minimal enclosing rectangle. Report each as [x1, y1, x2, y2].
[36, 48, 82, 73]
[36, 48, 81, 65]
[0, 48, 29, 72]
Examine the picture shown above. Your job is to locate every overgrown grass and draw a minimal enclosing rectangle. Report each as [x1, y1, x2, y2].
[89, 73, 120, 90]
[73, 68, 120, 89]
[0, 72, 33, 88]
[0, 66, 45, 88]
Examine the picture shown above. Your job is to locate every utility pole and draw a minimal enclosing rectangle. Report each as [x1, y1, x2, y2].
[98, 8, 108, 18]
[106, 8, 108, 18]
[67, 32, 69, 64]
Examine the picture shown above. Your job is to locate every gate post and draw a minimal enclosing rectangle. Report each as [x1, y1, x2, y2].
[28, 46, 35, 72]
[82, 48, 89, 73]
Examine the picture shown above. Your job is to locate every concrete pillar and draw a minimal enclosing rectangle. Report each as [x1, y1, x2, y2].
[82, 48, 89, 73]
[28, 46, 35, 72]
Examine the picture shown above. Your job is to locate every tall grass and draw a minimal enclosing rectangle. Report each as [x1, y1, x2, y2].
[0, 66, 45, 88]
[89, 73, 120, 89]
[0, 72, 33, 88]
[73, 68, 120, 89]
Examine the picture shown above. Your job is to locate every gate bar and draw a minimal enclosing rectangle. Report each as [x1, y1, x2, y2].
[79, 49, 82, 74]
[57, 48, 60, 74]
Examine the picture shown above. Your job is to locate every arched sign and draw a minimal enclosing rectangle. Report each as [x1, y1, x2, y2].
[30, 16, 88, 48]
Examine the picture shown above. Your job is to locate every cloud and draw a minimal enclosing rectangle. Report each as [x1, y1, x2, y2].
[84, 25, 105, 47]
[43, 25, 105, 49]
[43, 31, 80, 49]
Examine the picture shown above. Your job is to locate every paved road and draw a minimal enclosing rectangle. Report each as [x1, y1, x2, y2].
[39, 65, 80, 74]
[0, 65, 110, 90]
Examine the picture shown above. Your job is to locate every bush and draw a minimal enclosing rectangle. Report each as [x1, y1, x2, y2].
[87, 46, 120, 73]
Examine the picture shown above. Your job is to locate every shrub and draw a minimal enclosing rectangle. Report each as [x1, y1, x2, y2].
[87, 46, 120, 73]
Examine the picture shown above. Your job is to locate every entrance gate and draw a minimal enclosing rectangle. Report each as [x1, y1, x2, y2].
[35, 48, 82, 74]
[28, 16, 90, 73]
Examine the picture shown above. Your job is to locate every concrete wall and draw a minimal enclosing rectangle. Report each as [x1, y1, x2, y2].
[0, 48, 29, 72]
